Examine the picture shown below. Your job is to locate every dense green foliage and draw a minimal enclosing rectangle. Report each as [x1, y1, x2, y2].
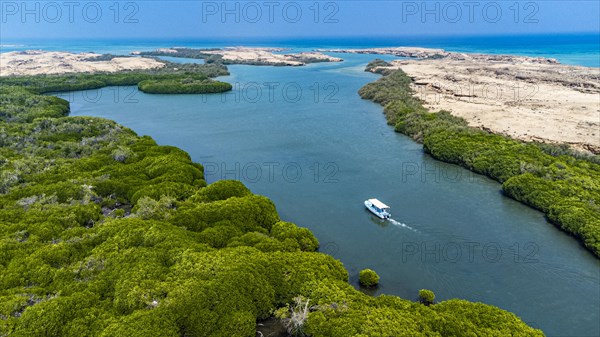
[138, 76, 232, 94]
[358, 269, 379, 287]
[419, 289, 435, 305]
[0, 85, 340, 336]
[359, 62, 600, 257]
[137, 49, 225, 64]
[301, 282, 542, 337]
[0, 61, 229, 94]
[0, 79, 544, 335]
[364, 59, 393, 74]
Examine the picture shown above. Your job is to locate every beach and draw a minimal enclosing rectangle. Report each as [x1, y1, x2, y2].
[0, 50, 165, 76]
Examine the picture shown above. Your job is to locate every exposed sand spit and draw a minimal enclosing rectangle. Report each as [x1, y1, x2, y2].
[135, 47, 343, 66]
[0, 50, 165, 76]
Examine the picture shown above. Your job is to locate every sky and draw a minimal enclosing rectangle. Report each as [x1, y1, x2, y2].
[1, 1, 599, 40]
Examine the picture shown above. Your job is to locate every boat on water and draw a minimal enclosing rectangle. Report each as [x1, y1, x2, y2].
[364, 198, 391, 219]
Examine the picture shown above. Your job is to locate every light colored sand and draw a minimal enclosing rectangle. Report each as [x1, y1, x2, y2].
[317, 47, 449, 59]
[325, 47, 599, 153]
[319, 47, 559, 64]
[0, 50, 165, 76]
[191, 47, 342, 66]
[388, 59, 599, 153]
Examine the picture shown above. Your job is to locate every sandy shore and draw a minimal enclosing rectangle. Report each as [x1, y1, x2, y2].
[323, 47, 600, 153]
[318, 47, 560, 64]
[0, 50, 165, 76]
[134, 47, 343, 66]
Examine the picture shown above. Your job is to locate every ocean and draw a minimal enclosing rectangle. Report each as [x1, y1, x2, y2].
[1, 33, 599, 67]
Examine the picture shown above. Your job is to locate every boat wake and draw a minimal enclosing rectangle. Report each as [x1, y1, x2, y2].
[387, 218, 418, 232]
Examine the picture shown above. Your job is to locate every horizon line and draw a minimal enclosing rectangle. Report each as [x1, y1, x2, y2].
[3, 31, 599, 41]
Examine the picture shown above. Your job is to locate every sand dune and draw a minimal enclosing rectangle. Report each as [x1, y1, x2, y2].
[0, 50, 164, 76]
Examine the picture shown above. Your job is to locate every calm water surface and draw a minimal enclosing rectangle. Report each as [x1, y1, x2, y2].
[67, 54, 600, 337]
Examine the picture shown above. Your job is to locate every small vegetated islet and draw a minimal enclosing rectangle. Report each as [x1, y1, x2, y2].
[359, 269, 380, 287]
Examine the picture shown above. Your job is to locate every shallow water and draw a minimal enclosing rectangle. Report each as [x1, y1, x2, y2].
[67, 54, 600, 336]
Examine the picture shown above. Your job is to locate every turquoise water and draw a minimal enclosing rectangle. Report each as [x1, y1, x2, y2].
[62, 53, 600, 337]
[2, 33, 599, 67]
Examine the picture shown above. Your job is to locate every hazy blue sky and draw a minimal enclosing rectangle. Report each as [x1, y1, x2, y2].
[1, 1, 599, 40]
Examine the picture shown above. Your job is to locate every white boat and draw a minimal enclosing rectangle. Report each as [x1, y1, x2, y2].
[364, 198, 391, 219]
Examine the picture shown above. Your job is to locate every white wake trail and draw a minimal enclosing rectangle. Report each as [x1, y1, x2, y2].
[387, 218, 418, 232]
